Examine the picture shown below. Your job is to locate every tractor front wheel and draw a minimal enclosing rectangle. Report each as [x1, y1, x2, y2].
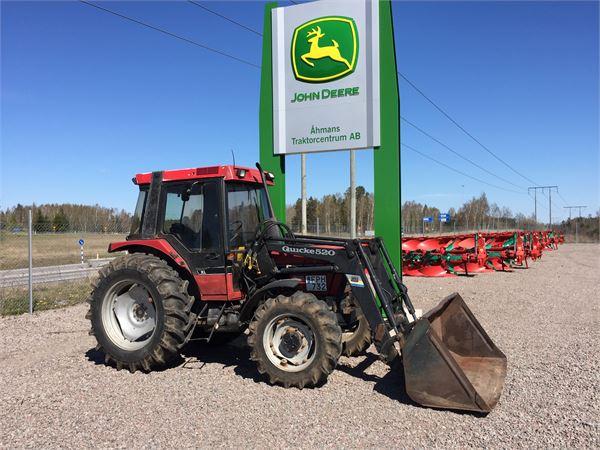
[248, 291, 342, 389]
[341, 310, 371, 357]
[86, 253, 194, 372]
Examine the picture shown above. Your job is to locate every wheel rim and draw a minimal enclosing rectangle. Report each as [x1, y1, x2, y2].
[263, 313, 316, 372]
[101, 279, 157, 351]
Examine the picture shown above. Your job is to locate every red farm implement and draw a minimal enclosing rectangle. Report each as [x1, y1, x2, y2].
[402, 230, 562, 277]
[401, 233, 490, 277]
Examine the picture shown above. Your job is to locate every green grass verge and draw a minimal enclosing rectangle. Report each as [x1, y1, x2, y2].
[0, 278, 94, 316]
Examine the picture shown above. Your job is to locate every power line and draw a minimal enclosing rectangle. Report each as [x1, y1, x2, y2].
[557, 191, 570, 206]
[564, 205, 587, 243]
[79, 1, 260, 69]
[564, 205, 587, 219]
[402, 142, 526, 195]
[401, 116, 526, 190]
[398, 72, 540, 187]
[529, 186, 558, 226]
[177, 1, 543, 194]
[187, 1, 262, 36]
[82, 0, 551, 201]
[541, 189, 562, 214]
[175, 0, 544, 193]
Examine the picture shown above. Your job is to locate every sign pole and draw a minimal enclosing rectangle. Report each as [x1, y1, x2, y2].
[28, 209, 33, 315]
[301, 154, 307, 234]
[79, 239, 85, 265]
[259, 1, 286, 221]
[350, 150, 356, 238]
[374, 0, 401, 270]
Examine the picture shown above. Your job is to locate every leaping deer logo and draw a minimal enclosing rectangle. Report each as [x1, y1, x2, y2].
[301, 26, 352, 69]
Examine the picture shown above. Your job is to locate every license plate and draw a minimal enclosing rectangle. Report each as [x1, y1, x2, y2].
[305, 275, 327, 291]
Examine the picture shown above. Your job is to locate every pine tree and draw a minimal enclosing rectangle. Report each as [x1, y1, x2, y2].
[52, 208, 70, 232]
[34, 210, 51, 232]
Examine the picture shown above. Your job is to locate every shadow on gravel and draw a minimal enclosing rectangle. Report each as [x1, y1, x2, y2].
[87, 340, 483, 415]
[336, 353, 418, 407]
[181, 338, 422, 404]
[338, 354, 487, 416]
[179, 335, 265, 382]
[85, 348, 183, 372]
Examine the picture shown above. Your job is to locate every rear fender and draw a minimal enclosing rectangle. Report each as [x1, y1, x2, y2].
[108, 239, 200, 302]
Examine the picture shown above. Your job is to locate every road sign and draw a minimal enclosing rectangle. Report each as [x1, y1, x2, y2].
[78, 239, 85, 246]
[271, 0, 380, 154]
[423, 217, 433, 223]
[439, 213, 451, 223]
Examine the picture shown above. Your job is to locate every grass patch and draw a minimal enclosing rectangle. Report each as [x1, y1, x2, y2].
[0, 232, 127, 270]
[0, 278, 94, 316]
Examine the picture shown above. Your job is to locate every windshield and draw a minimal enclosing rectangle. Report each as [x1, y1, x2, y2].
[226, 182, 271, 247]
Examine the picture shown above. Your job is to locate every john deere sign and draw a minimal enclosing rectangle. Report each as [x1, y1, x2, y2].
[291, 17, 358, 83]
[272, 0, 380, 154]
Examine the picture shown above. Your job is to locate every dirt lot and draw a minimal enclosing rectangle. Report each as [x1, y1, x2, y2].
[0, 244, 598, 448]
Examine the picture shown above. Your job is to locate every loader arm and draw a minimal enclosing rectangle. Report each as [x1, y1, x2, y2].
[248, 231, 507, 414]
[254, 234, 414, 361]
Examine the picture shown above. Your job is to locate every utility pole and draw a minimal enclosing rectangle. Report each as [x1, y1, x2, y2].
[301, 154, 307, 234]
[564, 205, 587, 243]
[528, 186, 558, 226]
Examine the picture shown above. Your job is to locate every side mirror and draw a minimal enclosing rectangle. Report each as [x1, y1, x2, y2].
[181, 181, 201, 202]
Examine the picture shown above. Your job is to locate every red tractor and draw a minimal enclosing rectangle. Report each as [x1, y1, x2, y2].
[87, 164, 507, 413]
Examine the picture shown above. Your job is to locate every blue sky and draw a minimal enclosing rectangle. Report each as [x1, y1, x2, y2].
[2, 0, 598, 221]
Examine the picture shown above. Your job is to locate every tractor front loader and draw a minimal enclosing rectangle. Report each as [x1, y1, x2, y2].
[87, 163, 506, 413]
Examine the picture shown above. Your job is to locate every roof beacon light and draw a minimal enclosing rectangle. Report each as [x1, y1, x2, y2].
[265, 172, 275, 182]
[237, 168, 247, 178]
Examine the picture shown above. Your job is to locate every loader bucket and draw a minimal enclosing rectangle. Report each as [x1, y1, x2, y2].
[402, 293, 507, 413]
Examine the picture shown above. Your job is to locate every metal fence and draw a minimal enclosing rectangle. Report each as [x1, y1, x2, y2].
[0, 211, 128, 315]
[2, 209, 588, 316]
[289, 220, 537, 238]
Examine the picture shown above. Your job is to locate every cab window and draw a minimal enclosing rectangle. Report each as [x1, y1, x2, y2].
[163, 181, 221, 251]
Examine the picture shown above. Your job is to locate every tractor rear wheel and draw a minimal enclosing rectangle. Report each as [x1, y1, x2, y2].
[86, 253, 194, 372]
[248, 291, 342, 389]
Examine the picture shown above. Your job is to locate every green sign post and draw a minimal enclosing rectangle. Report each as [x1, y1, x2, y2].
[259, 2, 286, 222]
[259, 0, 401, 271]
[374, 0, 401, 271]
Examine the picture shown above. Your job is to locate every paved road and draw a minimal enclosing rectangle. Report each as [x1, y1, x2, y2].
[0, 259, 112, 287]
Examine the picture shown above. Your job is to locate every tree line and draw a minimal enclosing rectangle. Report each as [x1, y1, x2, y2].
[287, 186, 375, 234]
[0, 204, 132, 233]
[287, 189, 599, 239]
[1, 196, 597, 241]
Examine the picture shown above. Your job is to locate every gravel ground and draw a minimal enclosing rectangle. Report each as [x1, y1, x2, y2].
[0, 244, 598, 448]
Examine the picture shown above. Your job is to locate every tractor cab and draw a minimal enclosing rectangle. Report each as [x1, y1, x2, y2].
[111, 165, 274, 300]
